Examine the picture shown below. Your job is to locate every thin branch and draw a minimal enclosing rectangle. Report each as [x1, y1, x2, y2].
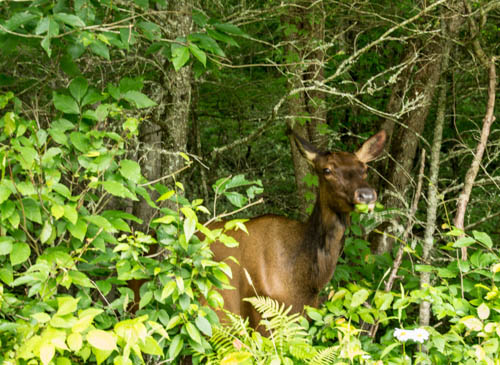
[204, 198, 264, 228]
[454, 57, 496, 260]
[210, 115, 277, 159]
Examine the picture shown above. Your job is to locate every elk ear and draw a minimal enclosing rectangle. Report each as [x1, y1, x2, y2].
[355, 130, 387, 163]
[292, 133, 320, 164]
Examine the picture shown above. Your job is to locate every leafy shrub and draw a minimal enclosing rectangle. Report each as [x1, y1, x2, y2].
[0, 85, 262, 364]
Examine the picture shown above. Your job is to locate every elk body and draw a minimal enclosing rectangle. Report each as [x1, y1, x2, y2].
[209, 131, 386, 329]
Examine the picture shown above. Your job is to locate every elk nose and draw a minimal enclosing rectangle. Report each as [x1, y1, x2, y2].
[354, 188, 376, 204]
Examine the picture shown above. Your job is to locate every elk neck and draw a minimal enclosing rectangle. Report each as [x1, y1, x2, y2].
[296, 191, 350, 292]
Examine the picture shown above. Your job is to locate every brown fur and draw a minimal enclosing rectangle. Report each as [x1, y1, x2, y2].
[209, 131, 386, 331]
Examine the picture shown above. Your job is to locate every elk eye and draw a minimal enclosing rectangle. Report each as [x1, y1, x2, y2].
[323, 168, 332, 175]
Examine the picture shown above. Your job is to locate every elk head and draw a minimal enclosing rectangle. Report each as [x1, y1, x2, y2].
[294, 131, 386, 213]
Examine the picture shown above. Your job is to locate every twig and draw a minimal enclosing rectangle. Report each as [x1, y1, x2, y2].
[138, 164, 191, 187]
[210, 116, 277, 159]
[204, 198, 264, 227]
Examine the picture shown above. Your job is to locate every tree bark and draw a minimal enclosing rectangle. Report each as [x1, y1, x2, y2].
[162, 1, 193, 187]
[284, 1, 327, 218]
[373, 4, 464, 254]
[419, 21, 452, 326]
[133, 0, 193, 228]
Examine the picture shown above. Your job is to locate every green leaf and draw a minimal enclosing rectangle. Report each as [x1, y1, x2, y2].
[70, 132, 90, 152]
[139, 291, 153, 309]
[184, 217, 196, 243]
[168, 334, 183, 360]
[10, 242, 30, 266]
[188, 33, 225, 57]
[68, 271, 94, 287]
[195, 315, 212, 337]
[185, 322, 202, 344]
[161, 280, 177, 300]
[54, 13, 86, 28]
[208, 290, 224, 308]
[84, 215, 116, 233]
[64, 205, 78, 225]
[69, 77, 88, 103]
[51, 204, 65, 220]
[87, 329, 117, 351]
[0, 267, 14, 285]
[90, 40, 110, 60]
[214, 23, 246, 36]
[35, 17, 50, 35]
[122, 91, 157, 109]
[452, 236, 476, 248]
[472, 231, 493, 248]
[16, 147, 37, 170]
[0, 183, 12, 204]
[380, 342, 399, 359]
[189, 43, 206, 67]
[224, 192, 247, 208]
[0, 236, 14, 255]
[5, 11, 38, 31]
[53, 92, 80, 114]
[101, 181, 137, 200]
[2, 111, 16, 136]
[56, 296, 80, 316]
[206, 29, 239, 47]
[139, 336, 163, 356]
[192, 10, 209, 27]
[350, 288, 370, 308]
[374, 292, 393, 311]
[67, 218, 87, 241]
[40, 221, 53, 244]
[172, 44, 190, 71]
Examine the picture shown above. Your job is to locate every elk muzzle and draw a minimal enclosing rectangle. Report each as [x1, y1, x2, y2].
[354, 188, 377, 210]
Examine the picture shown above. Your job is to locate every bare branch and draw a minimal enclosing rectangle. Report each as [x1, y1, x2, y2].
[454, 57, 496, 260]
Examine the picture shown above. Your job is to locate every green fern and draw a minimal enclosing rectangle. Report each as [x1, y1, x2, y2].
[308, 346, 338, 365]
[200, 296, 341, 364]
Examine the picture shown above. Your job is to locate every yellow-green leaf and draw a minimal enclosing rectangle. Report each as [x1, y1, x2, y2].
[461, 316, 483, 331]
[39, 343, 55, 365]
[57, 296, 80, 316]
[67, 332, 83, 352]
[87, 329, 117, 351]
[477, 303, 490, 320]
[51, 204, 65, 220]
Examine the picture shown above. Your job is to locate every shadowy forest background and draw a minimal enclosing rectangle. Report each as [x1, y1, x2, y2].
[0, 0, 499, 364]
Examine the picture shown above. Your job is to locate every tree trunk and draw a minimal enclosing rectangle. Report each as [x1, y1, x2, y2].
[133, 0, 193, 228]
[162, 1, 193, 188]
[419, 20, 452, 326]
[373, 4, 464, 254]
[284, 1, 327, 218]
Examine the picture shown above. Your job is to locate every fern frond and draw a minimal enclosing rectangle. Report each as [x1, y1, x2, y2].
[246, 296, 310, 356]
[245, 296, 293, 319]
[308, 346, 339, 365]
[289, 342, 318, 360]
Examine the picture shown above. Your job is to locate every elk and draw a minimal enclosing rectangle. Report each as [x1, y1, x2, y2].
[208, 130, 386, 329]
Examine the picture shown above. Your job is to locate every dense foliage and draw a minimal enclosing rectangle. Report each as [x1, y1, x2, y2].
[1, 0, 500, 364]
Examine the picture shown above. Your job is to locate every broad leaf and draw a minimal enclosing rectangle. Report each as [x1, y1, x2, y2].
[10, 242, 30, 266]
[53, 93, 79, 114]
